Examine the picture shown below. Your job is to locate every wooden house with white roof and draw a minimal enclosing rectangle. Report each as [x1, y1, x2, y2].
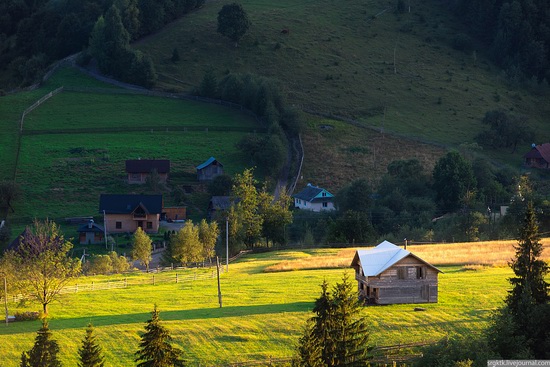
[350, 240, 441, 305]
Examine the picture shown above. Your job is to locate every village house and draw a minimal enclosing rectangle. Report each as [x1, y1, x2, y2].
[196, 157, 224, 181]
[292, 183, 336, 212]
[524, 143, 550, 169]
[77, 219, 105, 245]
[350, 241, 441, 305]
[126, 159, 170, 184]
[99, 194, 162, 234]
[207, 196, 232, 220]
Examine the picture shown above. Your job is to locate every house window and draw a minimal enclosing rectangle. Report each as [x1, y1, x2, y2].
[297, 199, 301, 204]
[322, 202, 328, 208]
[416, 266, 427, 279]
[322, 192, 327, 197]
[115, 221, 122, 229]
[397, 267, 407, 279]
[147, 221, 153, 229]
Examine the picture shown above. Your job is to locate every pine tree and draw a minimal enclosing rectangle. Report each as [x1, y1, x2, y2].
[507, 201, 549, 314]
[135, 306, 185, 367]
[78, 324, 105, 367]
[20, 320, 62, 367]
[294, 276, 371, 367]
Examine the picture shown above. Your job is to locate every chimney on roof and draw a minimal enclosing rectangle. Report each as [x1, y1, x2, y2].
[307, 183, 312, 187]
[404, 238, 408, 250]
[88, 219, 94, 229]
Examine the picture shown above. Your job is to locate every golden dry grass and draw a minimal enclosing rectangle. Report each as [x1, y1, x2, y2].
[264, 238, 550, 272]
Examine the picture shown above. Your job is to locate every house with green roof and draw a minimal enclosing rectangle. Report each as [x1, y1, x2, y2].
[292, 183, 335, 212]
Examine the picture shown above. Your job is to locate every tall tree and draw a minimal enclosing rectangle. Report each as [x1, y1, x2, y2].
[507, 201, 549, 313]
[231, 168, 263, 248]
[78, 324, 105, 367]
[432, 151, 477, 212]
[21, 320, 62, 367]
[198, 219, 218, 263]
[171, 220, 202, 264]
[113, 0, 140, 40]
[132, 227, 153, 272]
[217, 2, 251, 47]
[9, 219, 81, 314]
[294, 275, 371, 367]
[258, 189, 293, 246]
[135, 306, 185, 367]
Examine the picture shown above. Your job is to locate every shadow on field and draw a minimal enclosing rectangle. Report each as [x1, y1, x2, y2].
[0, 302, 313, 334]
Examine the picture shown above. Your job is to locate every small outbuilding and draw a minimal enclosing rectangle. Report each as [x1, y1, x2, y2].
[350, 240, 442, 305]
[77, 219, 105, 245]
[524, 143, 550, 169]
[196, 157, 224, 181]
[126, 159, 170, 184]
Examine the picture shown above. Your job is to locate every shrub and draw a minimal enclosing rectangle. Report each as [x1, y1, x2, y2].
[14, 311, 40, 321]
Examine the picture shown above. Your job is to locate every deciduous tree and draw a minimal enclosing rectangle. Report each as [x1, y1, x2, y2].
[135, 306, 185, 367]
[217, 3, 250, 47]
[171, 221, 202, 264]
[9, 219, 81, 315]
[198, 219, 218, 263]
[132, 227, 153, 272]
[231, 169, 263, 247]
[432, 151, 477, 212]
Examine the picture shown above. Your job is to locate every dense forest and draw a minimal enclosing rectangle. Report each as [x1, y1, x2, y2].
[0, 0, 204, 88]
[447, 0, 550, 83]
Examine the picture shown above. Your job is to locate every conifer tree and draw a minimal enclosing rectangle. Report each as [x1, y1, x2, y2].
[20, 320, 62, 367]
[135, 306, 185, 367]
[78, 324, 105, 367]
[294, 276, 371, 367]
[507, 201, 549, 314]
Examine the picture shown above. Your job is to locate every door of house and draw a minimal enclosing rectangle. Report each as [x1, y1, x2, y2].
[137, 221, 143, 229]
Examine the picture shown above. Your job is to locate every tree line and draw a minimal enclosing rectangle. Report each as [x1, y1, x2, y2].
[0, 0, 204, 88]
[289, 151, 550, 246]
[447, 0, 550, 84]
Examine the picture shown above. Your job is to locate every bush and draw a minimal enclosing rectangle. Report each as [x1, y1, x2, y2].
[14, 311, 40, 321]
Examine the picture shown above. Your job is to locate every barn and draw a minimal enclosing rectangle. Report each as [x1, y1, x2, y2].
[196, 157, 224, 181]
[350, 241, 441, 305]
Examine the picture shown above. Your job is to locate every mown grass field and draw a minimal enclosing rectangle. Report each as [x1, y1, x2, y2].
[2, 67, 265, 228]
[0, 246, 523, 366]
[137, 0, 550, 164]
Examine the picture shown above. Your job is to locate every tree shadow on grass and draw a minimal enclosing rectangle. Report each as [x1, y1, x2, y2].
[0, 302, 313, 335]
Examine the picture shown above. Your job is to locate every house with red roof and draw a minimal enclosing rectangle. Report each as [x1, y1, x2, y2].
[524, 143, 550, 169]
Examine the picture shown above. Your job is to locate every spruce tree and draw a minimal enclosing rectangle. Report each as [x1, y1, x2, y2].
[78, 324, 105, 367]
[507, 201, 549, 314]
[135, 306, 185, 367]
[20, 320, 62, 367]
[294, 276, 371, 367]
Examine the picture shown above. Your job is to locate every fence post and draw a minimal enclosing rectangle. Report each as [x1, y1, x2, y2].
[176, 273, 178, 284]
[124, 278, 127, 288]
[75, 284, 78, 293]
[92, 281, 94, 291]
[153, 275, 155, 286]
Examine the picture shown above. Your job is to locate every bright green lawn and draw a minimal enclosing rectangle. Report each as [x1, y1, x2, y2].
[13, 130, 254, 223]
[0, 250, 513, 366]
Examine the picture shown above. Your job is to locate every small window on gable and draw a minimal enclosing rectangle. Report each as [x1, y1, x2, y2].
[322, 192, 327, 197]
[397, 267, 406, 279]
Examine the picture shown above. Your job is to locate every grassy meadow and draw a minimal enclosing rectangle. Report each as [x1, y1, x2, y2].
[2, 67, 266, 228]
[137, 0, 550, 164]
[0, 244, 529, 366]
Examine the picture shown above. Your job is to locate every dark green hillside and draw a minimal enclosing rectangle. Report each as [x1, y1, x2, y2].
[136, 0, 549, 165]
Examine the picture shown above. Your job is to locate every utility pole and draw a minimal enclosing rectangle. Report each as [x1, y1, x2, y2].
[103, 210, 108, 250]
[4, 277, 8, 325]
[225, 216, 229, 272]
[216, 257, 222, 308]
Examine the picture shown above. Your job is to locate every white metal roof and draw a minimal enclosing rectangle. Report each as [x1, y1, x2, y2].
[355, 240, 411, 276]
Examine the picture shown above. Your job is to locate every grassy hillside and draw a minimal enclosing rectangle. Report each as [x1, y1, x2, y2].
[136, 0, 550, 169]
[2, 67, 266, 228]
[0, 246, 522, 366]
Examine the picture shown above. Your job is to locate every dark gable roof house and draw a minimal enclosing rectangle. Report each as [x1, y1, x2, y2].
[351, 241, 442, 305]
[99, 194, 163, 233]
[524, 143, 550, 169]
[196, 157, 224, 181]
[77, 219, 105, 245]
[126, 159, 170, 184]
[292, 184, 336, 212]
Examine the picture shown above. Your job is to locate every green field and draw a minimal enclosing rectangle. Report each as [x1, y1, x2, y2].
[1, 67, 266, 227]
[0, 249, 512, 366]
[136, 0, 550, 166]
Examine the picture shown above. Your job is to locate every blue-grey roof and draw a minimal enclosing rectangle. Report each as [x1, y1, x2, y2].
[196, 157, 222, 170]
[99, 194, 162, 214]
[292, 185, 334, 202]
[77, 221, 105, 233]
